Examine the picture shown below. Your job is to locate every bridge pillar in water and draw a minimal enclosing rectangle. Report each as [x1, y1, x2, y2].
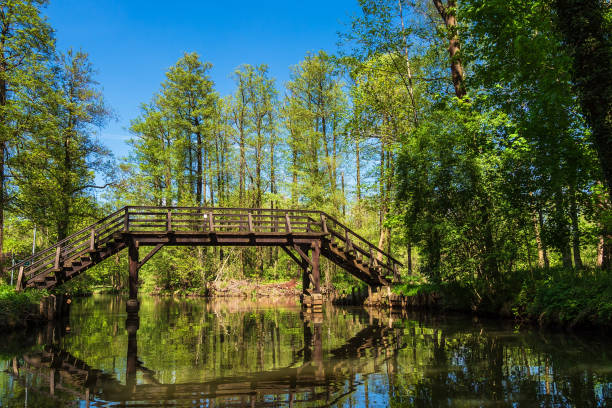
[127, 239, 139, 312]
[301, 241, 322, 313]
[125, 309, 139, 390]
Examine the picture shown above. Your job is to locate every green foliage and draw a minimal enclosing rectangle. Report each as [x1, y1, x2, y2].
[0, 284, 46, 327]
[515, 268, 612, 327]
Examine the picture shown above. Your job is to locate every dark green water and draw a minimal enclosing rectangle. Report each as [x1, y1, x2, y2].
[1, 295, 611, 407]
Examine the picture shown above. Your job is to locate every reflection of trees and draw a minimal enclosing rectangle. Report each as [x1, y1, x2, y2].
[3, 298, 407, 407]
[387, 314, 612, 407]
[2, 299, 612, 407]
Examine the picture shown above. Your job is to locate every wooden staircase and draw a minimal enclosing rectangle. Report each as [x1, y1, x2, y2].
[12, 206, 402, 291]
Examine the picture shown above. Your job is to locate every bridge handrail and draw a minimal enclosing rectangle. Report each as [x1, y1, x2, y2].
[323, 213, 403, 267]
[12, 206, 403, 288]
[9, 206, 128, 272]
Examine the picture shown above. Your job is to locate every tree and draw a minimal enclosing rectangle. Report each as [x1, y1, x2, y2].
[553, 0, 612, 201]
[0, 0, 53, 257]
[159, 53, 216, 206]
[285, 51, 347, 213]
[13, 49, 113, 240]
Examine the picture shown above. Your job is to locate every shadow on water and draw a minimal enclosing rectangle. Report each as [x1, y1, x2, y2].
[1, 296, 612, 407]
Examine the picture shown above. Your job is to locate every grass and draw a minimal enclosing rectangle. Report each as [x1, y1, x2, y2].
[0, 284, 47, 328]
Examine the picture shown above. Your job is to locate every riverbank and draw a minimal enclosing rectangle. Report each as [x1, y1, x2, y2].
[392, 268, 612, 329]
[0, 285, 47, 329]
[0, 285, 71, 329]
[148, 279, 304, 298]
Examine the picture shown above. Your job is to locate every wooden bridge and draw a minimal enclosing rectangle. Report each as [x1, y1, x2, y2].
[12, 206, 402, 306]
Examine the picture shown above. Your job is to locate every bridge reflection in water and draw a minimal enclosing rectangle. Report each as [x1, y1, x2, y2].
[7, 305, 406, 407]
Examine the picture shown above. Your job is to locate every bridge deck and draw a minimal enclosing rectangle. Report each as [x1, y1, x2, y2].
[11, 206, 402, 295]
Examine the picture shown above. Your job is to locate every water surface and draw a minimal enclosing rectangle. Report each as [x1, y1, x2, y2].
[1, 295, 611, 407]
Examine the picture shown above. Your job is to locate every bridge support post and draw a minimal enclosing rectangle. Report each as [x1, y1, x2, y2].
[125, 309, 139, 391]
[127, 239, 139, 312]
[301, 241, 323, 314]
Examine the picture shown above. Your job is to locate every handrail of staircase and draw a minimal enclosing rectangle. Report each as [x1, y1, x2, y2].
[9, 206, 128, 272]
[323, 213, 403, 267]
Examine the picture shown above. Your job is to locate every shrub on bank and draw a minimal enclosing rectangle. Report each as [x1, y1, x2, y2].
[515, 268, 612, 328]
[394, 268, 612, 328]
[0, 285, 47, 328]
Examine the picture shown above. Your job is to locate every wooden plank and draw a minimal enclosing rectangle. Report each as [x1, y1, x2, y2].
[138, 244, 165, 270]
[166, 210, 173, 232]
[293, 244, 313, 268]
[280, 246, 302, 267]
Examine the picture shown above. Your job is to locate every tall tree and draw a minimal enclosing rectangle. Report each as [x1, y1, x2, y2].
[158, 53, 216, 206]
[553, 0, 612, 201]
[0, 0, 53, 257]
[285, 51, 347, 213]
[432, 0, 467, 99]
[14, 49, 112, 240]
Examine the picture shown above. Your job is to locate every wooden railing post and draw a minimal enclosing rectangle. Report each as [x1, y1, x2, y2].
[344, 230, 353, 253]
[89, 228, 96, 251]
[16, 266, 24, 291]
[248, 212, 254, 233]
[208, 212, 215, 232]
[166, 209, 172, 232]
[124, 207, 130, 232]
[320, 214, 328, 234]
[285, 213, 292, 234]
[54, 247, 62, 270]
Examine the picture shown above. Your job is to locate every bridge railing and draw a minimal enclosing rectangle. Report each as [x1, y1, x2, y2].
[12, 207, 129, 289]
[11, 206, 402, 289]
[320, 213, 402, 281]
[124, 206, 324, 234]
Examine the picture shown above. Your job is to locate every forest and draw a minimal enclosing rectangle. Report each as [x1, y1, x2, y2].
[1, 0, 611, 325]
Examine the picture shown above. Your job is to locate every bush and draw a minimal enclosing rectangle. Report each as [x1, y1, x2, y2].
[0, 285, 47, 328]
[393, 268, 612, 328]
[515, 268, 612, 327]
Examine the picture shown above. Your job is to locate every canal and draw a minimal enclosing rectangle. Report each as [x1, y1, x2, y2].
[1, 295, 611, 406]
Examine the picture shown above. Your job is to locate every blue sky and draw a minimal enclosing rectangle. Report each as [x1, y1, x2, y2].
[44, 0, 361, 158]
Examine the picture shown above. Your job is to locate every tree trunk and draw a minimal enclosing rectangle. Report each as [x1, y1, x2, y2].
[406, 241, 413, 274]
[195, 125, 203, 205]
[532, 207, 548, 268]
[398, 0, 419, 125]
[355, 136, 361, 201]
[0, 61, 6, 261]
[554, 0, 612, 202]
[377, 140, 387, 261]
[209, 151, 214, 206]
[569, 185, 583, 269]
[239, 125, 246, 206]
[291, 142, 298, 206]
[598, 229, 611, 270]
[432, 0, 467, 99]
[537, 207, 550, 268]
[0, 140, 4, 262]
[341, 172, 346, 217]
